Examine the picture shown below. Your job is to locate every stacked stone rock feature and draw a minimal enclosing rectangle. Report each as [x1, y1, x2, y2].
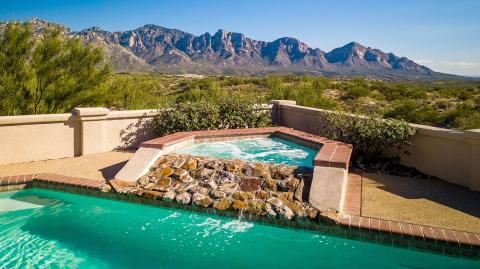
[111, 154, 324, 223]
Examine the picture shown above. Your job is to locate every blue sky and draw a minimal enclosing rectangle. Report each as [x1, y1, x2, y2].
[1, 0, 479, 76]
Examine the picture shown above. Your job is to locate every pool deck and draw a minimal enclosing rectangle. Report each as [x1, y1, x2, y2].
[340, 172, 480, 247]
[361, 173, 480, 234]
[0, 151, 133, 181]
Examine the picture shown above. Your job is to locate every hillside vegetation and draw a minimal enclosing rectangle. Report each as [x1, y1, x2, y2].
[102, 74, 480, 130]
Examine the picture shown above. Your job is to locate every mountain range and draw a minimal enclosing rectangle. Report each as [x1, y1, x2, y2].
[1, 18, 466, 79]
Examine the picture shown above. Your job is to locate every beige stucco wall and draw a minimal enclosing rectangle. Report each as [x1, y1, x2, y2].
[272, 100, 480, 191]
[0, 114, 80, 165]
[0, 109, 157, 166]
[395, 125, 480, 190]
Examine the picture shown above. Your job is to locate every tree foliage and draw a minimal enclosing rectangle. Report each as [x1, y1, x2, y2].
[0, 22, 110, 115]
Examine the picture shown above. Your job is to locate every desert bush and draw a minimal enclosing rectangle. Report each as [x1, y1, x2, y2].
[151, 99, 271, 136]
[317, 111, 416, 156]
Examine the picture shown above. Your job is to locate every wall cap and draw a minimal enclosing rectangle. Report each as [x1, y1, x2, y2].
[107, 109, 158, 120]
[271, 100, 297, 106]
[73, 107, 109, 117]
[0, 113, 74, 126]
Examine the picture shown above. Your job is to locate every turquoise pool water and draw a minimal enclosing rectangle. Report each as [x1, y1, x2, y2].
[0, 189, 478, 269]
[177, 137, 317, 168]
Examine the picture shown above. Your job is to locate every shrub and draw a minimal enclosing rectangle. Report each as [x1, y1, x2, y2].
[316, 111, 416, 156]
[151, 99, 271, 136]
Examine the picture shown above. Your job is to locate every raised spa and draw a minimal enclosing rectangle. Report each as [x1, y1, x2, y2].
[176, 137, 318, 168]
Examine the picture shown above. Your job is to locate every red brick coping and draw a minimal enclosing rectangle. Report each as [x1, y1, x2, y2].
[340, 172, 480, 250]
[0, 173, 106, 190]
[0, 173, 479, 255]
[140, 127, 353, 169]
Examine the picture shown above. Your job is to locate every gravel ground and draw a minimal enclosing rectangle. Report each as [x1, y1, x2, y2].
[0, 151, 133, 181]
[362, 173, 480, 233]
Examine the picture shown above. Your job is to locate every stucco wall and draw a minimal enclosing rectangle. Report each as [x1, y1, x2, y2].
[272, 100, 480, 191]
[0, 109, 157, 165]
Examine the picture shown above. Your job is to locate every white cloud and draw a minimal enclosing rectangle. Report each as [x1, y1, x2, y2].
[415, 59, 480, 77]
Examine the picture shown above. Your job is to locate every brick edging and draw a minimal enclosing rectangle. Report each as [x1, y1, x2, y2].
[0, 173, 106, 190]
[341, 172, 480, 248]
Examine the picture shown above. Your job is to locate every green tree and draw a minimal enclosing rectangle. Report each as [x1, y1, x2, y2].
[0, 22, 111, 115]
[0, 23, 34, 115]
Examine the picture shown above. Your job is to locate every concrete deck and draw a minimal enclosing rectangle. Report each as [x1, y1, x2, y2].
[361, 173, 480, 234]
[0, 151, 133, 182]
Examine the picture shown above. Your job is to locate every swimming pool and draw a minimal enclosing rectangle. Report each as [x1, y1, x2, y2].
[0, 189, 477, 268]
[177, 137, 317, 168]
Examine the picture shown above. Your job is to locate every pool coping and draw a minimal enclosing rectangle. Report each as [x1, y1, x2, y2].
[1, 173, 479, 260]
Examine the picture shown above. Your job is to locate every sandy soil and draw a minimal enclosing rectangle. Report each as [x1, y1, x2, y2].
[362, 173, 480, 233]
[0, 151, 134, 181]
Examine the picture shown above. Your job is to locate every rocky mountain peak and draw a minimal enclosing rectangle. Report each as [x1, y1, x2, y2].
[3, 18, 458, 79]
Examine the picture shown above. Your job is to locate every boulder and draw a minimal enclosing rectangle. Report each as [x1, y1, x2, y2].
[184, 158, 198, 170]
[156, 166, 174, 178]
[246, 200, 266, 215]
[155, 155, 176, 167]
[168, 180, 181, 191]
[200, 179, 218, 190]
[242, 165, 253, 177]
[265, 203, 277, 218]
[270, 164, 295, 180]
[277, 176, 300, 192]
[225, 160, 243, 173]
[177, 182, 196, 192]
[251, 163, 269, 178]
[191, 185, 209, 195]
[239, 177, 264, 192]
[272, 191, 294, 201]
[152, 177, 172, 191]
[215, 170, 241, 184]
[305, 207, 318, 221]
[192, 193, 213, 207]
[232, 191, 255, 201]
[172, 169, 189, 181]
[109, 179, 136, 193]
[210, 189, 226, 199]
[206, 160, 223, 170]
[143, 190, 163, 200]
[137, 176, 150, 187]
[213, 198, 232, 211]
[267, 197, 283, 207]
[100, 184, 112, 193]
[255, 190, 271, 200]
[173, 157, 186, 169]
[162, 191, 176, 202]
[232, 199, 247, 211]
[282, 199, 303, 215]
[175, 192, 191, 204]
[197, 168, 216, 181]
[294, 179, 305, 202]
[219, 182, 239, 194]
[263, 177, 277, 191]
[276, 205, 295, 220]
[144, 182, 156, 190]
